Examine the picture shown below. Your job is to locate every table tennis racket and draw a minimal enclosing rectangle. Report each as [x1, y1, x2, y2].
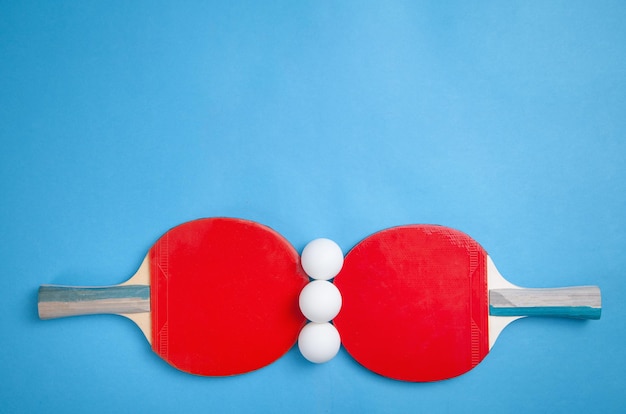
[38, 218, 309, 376]
[332, 225, 601, 382]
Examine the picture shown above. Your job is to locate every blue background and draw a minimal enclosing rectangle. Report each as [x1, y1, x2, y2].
[1, 1, 625, 412]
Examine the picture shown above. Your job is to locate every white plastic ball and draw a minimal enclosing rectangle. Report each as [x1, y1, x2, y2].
[299, 280, 342, 322]
[301, 238, 344, 280]
[298, 322, 341, 363]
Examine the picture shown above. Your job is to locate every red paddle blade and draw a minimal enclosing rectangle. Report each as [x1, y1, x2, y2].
[150, 218, 308, 376]
[333, 225, 489, 382]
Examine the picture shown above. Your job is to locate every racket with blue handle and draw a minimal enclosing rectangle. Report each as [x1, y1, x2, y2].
[333, 225, 601, 382]
[38, 218, 309, 376]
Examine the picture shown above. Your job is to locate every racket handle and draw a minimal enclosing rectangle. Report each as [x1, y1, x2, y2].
[489, 286, 601, 319]
[38, 285, 150, 319]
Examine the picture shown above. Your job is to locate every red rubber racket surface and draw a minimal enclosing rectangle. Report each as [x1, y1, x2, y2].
[149, 218, 308, 376]
[333, 225, 489, 382]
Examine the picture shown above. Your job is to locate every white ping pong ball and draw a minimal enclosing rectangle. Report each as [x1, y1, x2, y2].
[299, 280, 342, 322]
[301, 238, 344, 280]
[298, 322, 341, 363]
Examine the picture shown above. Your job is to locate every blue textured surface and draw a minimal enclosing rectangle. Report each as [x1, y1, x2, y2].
[38, 285, 150, 302]
[489, 306, 601, 320]
[2, 2, 625, 412]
